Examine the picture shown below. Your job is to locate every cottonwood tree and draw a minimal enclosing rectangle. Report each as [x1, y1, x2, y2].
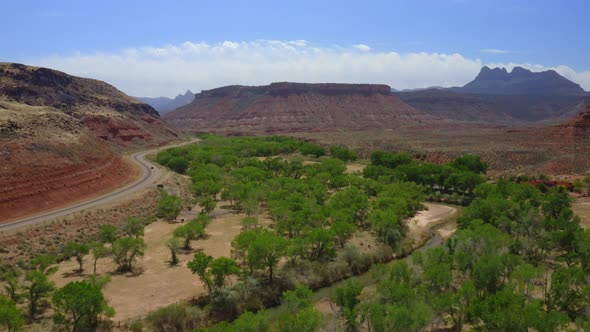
[89, 242, 108, 275]
[166, 237, 180, 266]
[23, 270, 55, 321]
[64, 242, 90, 272]
[0, 296, 24, 332]
[124, 217, 145, 238]
[247, 230, 288, 282]
[174, 216, 209, 250]
[187, 252, 239, 295]
[52, 281, 114, 332]
[276, 285, 323, 332]
[334, 280, 363, 331]
[98, 224, 118, 244]
[111, 237, 146, 272]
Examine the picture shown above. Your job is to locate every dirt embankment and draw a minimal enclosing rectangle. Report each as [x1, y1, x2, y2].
[0, 136, 138, 222]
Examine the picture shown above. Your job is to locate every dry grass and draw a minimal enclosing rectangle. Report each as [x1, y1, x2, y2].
[573, 197, 590, 229]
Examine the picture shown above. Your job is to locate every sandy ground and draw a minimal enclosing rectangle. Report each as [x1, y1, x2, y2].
[407, 203, 458, 247]
[573, 197, 590, 229]
[50, 203, 270, 323]
[49, 202, 456, 324]
[345, 163, 366, 174]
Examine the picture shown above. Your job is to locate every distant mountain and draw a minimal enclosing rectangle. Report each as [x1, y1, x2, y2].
[456, 66, 586, 96]
[164, 82, 437, 133]
[136, 90, 194, 114]
[396, 89, 582, 123]
[395, 66, 586, 123]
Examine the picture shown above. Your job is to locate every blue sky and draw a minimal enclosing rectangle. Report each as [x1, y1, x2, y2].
[1, 0, 588, 96]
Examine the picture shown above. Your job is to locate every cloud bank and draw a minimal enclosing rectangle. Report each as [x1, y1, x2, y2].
[31, 40, 590, 97]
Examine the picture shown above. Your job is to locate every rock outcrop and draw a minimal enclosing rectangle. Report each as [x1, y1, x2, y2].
[164, 82, 436, 133]
[458, 66, 586, 96]
[552, 103, 590, 141]
[0, 63, 178, 222]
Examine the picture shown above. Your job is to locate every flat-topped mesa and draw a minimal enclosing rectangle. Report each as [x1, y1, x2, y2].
[165, 82, 436, 134]
[198, 82, 393, 99]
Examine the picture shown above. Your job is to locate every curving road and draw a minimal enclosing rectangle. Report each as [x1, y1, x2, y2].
[0, 139, 197, 232]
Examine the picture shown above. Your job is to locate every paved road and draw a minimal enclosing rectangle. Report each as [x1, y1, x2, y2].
[0, 139, 197, 232]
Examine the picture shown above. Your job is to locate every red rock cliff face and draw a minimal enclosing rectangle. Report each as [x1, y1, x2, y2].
[164, 83, 435, 133]
[0, 62, 178, 222]
[0, 135, 137, 221]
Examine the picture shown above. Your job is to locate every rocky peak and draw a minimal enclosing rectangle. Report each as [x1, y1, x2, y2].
[460, 66, 586, 96]
[476, 66, 510, 81]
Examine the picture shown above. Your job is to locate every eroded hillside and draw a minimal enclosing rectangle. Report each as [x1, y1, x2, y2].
[164, 82, 438, 133]
[0, 63, 178, 222]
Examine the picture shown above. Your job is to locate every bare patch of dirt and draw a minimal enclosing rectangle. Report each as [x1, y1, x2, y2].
[406, 203, 458, 249]
[573, 197, 590, 229]
[50, 203, 272, 322]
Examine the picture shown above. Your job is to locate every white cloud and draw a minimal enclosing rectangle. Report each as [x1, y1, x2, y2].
[29, 40, 590, 97]
[480, 49, 509, 54]
[353, 44, 371, 52]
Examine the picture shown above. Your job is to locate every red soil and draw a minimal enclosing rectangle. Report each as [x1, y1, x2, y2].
[0, 136, 137, 223]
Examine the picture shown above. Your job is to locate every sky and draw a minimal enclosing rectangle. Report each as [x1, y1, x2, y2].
[1, 0, 589, 97]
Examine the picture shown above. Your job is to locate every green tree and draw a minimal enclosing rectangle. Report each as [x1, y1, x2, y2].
[124, 217, 145, 238]
[334, 280, 363, 331]
[449, 154, 488, 174]
[168, 156, 189, 174]
[187, 253, 239, 294]
[209, 257, 240, 288]
[187, 252, 213, 295]
[304, 228, 336, 261]
[370, 151, 413, 169]
[98, 224, 118, 244]
[330, 146, 358, 162]
[248, 230, 288, 282]
[89, 242, 108, 275]
[173, 217, 208, 250]
[0, 296, 24, 332]
[166, 237, 180, 266]
[52, 281, 114, 332]
[157, 194, 183, 221]
[111, 237, 146, 272]
[276, 285, 322, 332]
[331, 220, 357, 248]
[23, 270, 55, 321]
[64, 242, 90, 272]
[198, 196, 217, 215]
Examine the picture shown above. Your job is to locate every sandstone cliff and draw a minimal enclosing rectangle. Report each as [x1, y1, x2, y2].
[164, 82, 436, 133]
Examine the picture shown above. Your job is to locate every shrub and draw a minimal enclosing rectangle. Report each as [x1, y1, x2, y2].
[146, 303, 202, 332]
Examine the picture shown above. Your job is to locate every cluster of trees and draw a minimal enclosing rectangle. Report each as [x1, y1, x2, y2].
[364, 152, 487, 200]
[153, 135, 589, 331]
[0, 256, 113, 331]
[329, 181, 590, 331]
[151, 136, 438, 326]
[202, 284, 323, 332]
[0, 214, 155, 330]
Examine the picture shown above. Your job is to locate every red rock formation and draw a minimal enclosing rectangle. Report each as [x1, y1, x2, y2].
[0, 136, 137, 221]
[0, 62, 179, 222]
[164, 83, 437, 133]
[554, 105, 590, 140]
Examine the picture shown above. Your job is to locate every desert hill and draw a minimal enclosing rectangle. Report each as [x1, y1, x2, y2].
[163, 82, 437, 133]
[136, 90, 195, 115]
[0, 62, 178, 221]
[396, 67, 585, 123]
